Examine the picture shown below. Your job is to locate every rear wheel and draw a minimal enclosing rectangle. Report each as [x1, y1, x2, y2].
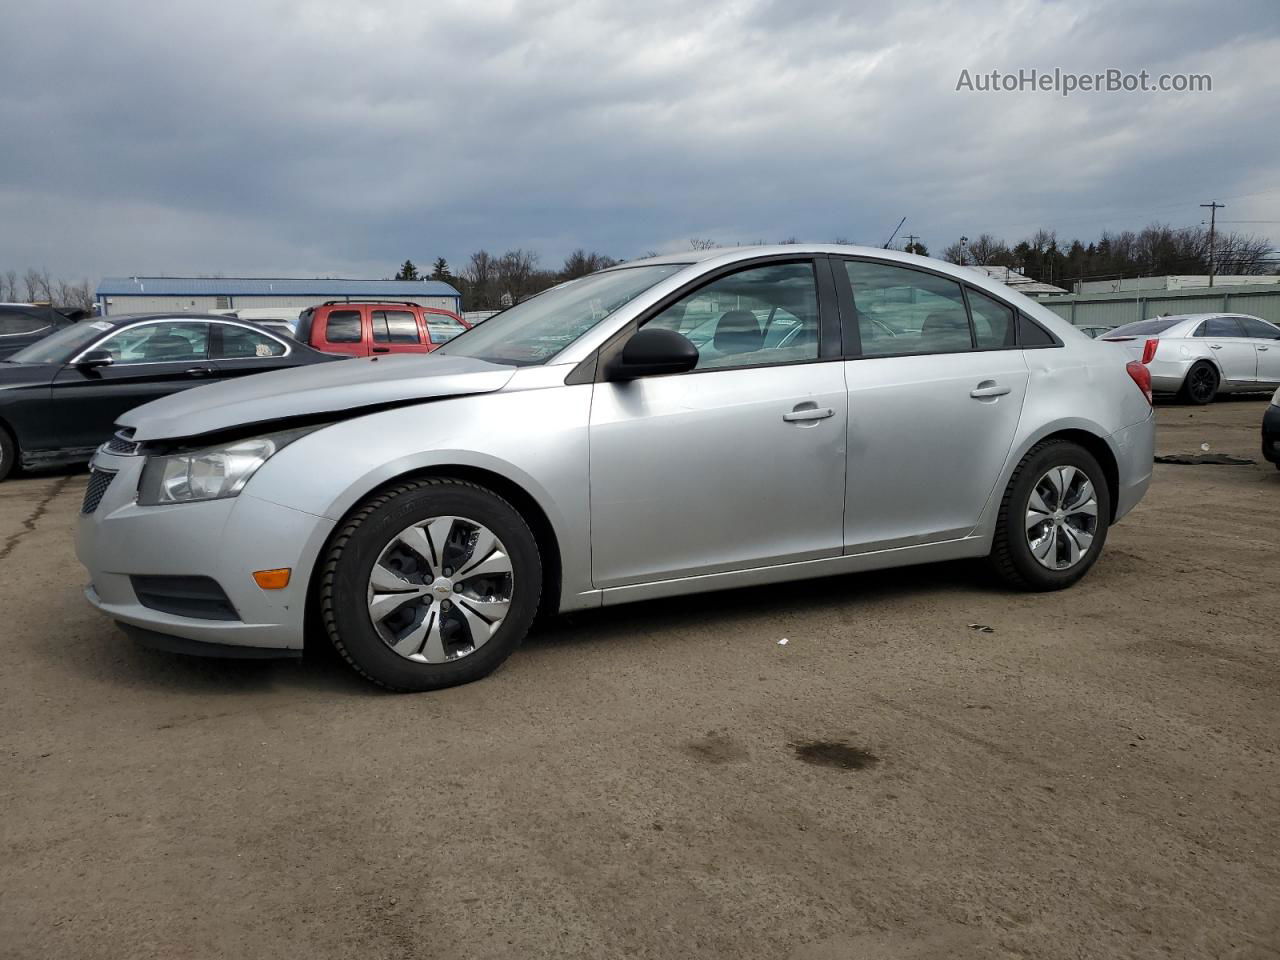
[0, 426, 16, 482]
[319, 478, 541, 691]
[989, 440, 1111, 591]
[1178, 361, 1219, 405]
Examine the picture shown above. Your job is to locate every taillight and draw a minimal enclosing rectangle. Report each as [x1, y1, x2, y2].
[1141, 338, 1159, 364]
[1126, 360, 1153, 405]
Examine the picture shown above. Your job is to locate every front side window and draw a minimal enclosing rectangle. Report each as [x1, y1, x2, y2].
[324, 310, 363, 343]
[644, 262, 819, 370]
[967, 288, 1016, 349]
[844, 261, 970, 356]
[99, 322, 209, 364]
[1238, 317, 1280, 340]
[1197, 317, 1245, 338]
[215, 325, 286, 359]
[372, 310, 421, 344]
[426, 314, 466, 344]
[436, 264, 685, 366]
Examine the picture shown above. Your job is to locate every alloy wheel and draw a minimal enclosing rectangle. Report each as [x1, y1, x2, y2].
[1025, 466, 1099, 571]
[366, 515, 514, 663]
[1188, 365, 1217, 403]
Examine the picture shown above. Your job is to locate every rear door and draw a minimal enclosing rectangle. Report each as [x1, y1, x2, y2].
[1237, 316, 1280, 383]
[1194, 316, 1256, 383]
[48, 320, 214, 451]
[208, 322, 296, 382]
[835, 258, 1029, 552]
[317, 307, 368, 356]
[371, 308, 429, 354]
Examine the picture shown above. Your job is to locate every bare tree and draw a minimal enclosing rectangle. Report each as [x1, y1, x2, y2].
[461, 250, 496, 308]
[23, 269, 42, 301]
[495, 249, 540, 304]
[2, 270, 16, 301]
[561, 249, 617, 280]
[966, 233, 1010, 265]
[55, 279, 95, 312]
[941, 240, 966, 264]
[689, 238, 718, 250]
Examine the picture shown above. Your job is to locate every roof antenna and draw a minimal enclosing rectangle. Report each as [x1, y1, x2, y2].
[882, 217, 907, 249]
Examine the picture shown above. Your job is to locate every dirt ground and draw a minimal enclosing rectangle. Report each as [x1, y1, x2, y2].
[1, 399, 1277, 960]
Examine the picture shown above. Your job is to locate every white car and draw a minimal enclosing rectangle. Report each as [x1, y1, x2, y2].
[1103, 313, 1280, 404]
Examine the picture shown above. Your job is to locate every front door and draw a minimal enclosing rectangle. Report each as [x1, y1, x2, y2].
[589, 260, 847, 588]
[835, 259, 1029, 551]
[1237, 316, 1280, 383]
[48, 320, 215, 451]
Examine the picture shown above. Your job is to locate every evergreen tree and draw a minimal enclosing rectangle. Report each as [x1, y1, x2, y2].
[430, 257, 452, 282]
[395, 260, 419, 281]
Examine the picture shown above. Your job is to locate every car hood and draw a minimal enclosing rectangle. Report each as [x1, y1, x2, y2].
[119, 354, 517, 441]
[0, 361, 58, 388]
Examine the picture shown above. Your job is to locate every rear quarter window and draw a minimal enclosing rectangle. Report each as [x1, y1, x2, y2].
[323, 310, 363, 343]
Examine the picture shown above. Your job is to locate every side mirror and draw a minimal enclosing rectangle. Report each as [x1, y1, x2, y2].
[607, 328, 698, 381]
[76, 350, 114, 370]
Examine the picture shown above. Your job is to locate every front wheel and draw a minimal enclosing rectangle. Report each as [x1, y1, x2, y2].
[1178, 361, 1219, 405]
[989, 440, 1111, 591]
[319, 478, 542, 691]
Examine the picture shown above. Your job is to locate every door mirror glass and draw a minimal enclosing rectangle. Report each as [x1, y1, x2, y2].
[608, 328, 699, 380]
[76, 349, 114, 369]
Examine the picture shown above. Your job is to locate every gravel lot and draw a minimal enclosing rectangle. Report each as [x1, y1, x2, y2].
[2, 400, 1277, 960]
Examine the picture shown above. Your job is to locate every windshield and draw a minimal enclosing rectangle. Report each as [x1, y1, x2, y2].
[437, 264, 687, 365]
[8, 320, 111, 364]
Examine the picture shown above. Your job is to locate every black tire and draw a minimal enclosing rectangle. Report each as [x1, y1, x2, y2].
[989, 439, 1111, 591]
[0, 425, 16, 482]
[1178, 361, 1219, 405]
[319, 478, 542, 692]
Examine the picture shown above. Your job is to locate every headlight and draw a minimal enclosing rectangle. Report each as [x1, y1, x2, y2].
[137, 427, 315, 506]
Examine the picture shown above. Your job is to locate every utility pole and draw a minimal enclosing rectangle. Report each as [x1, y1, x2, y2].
[959, 236, 969, 266]
[1201, 200, 1224, 287]
[904, 234, 919, 254]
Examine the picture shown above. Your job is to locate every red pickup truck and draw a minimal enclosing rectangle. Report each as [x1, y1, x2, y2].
[294, 301, 470, 357]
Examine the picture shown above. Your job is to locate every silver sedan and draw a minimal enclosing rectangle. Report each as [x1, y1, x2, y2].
[77, 246, 1155, 691]
[1103, 313, 1280, 404]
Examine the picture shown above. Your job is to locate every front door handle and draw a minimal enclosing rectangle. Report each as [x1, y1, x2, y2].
[372, 347, 391, 354]
[184, 366, 212, 377]
[1259, 346, 1270, 351]
[970, 382, 1012, 399]
[783, 406, 835, 423]
[1209, 344, 1222, 350]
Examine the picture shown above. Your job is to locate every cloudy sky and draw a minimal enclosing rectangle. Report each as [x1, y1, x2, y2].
[1, 0, 1277, 282]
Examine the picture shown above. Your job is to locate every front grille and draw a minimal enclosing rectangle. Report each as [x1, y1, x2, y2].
[104, 429, 139, 455]
[130, 575, 240, 621]
[81, 469, 116, 514]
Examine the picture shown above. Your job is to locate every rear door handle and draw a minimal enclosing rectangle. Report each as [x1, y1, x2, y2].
[1259, 346, 1270, 351]
[1209, 344, 1222, 350]
[970, 382, 1011, 399]
[783, 406, 835, 423]
[372, 347, 391, 354]
[184, 366, 212, 377]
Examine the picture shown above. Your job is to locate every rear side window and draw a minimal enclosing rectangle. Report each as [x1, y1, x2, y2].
[843, 261, 971, 356]
[1197, 317, 1245, 338]
[372, 310, 421, 344]
[1238, 317, 1280, 340]
[324, 310, 362, 343]
[295, 310, 314, 343]
[967, 289, 1016, 349]
[215, 325, 286, 359]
